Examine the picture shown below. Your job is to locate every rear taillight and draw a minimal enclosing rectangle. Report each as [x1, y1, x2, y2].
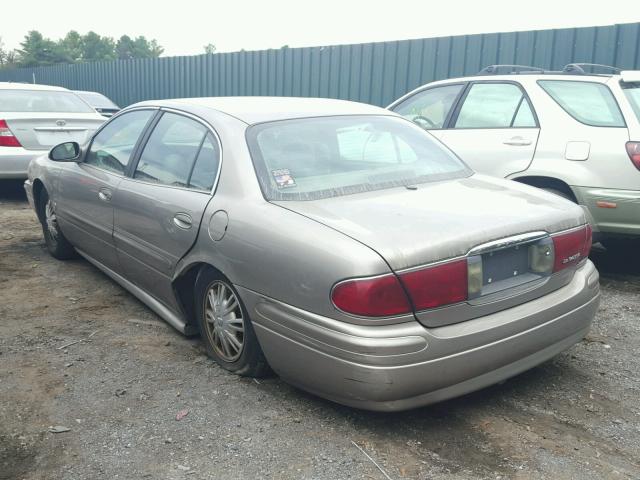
[552, 224, 592, 272]
[626, 141, 640, 170]
[332, 227, 593, 318]
[331, 259, 469, 317]
[0, 120, 21, 147]
[331, 274, 412, 317]
[399, 259, 468, 310]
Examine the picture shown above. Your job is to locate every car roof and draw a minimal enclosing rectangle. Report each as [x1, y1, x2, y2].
[132, 96, 394, 124]
[74, 90, 108, 96]
[0, 82, 72, 92]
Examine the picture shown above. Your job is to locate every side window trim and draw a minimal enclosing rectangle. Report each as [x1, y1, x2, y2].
[185, 133, 209, 187]
[447, 80, 540, 130]
[82, 107, 159, 176]
[125, 110, 165, 178]
[392, 82, 468, 130]
[510, 96, 525, 127]
[126, 107, 224, 194]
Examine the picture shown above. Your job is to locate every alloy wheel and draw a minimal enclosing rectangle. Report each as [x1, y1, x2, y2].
[44, 200, 59, 240]
[203, 281, 245, 362]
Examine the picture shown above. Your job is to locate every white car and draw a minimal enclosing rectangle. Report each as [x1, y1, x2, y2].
[0, 82, 105, 179]
[388, 64, 640, 246]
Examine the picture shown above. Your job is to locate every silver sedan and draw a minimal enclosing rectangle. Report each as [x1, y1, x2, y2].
[24, 97, 600, 411]
[0, 82, 105, 179]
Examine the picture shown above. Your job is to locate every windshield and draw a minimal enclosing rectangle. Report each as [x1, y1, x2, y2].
[622, 83, 640, 121]
[247, 115, 472, 201]
[0, 89, 95, 113]
[76, 91, 119, 109]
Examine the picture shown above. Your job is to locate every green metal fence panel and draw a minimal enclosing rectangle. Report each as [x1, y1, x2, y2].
[1, 22, 640, 107]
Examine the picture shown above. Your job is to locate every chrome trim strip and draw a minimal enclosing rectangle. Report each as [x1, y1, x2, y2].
[76, 248, 190, 334]
[468, 231, 549, 255]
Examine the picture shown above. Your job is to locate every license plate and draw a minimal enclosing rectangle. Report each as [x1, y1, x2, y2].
[482, 244, 530, 286]
[36, 130, 88, 146]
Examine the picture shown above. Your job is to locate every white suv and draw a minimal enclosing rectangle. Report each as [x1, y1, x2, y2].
[388, 64, 640, 245]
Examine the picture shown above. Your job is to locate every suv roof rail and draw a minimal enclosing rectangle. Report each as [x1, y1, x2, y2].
[562, 63, 621, 75]
[478, 65, 546, 75]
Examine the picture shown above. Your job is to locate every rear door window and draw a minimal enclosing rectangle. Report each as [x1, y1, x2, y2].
[392, 84, 464, 129]
[454, 83, 537, 128]
[135, 112, 220, 190]
[538, 80, 625, 127]
[189, 133, 220, 191]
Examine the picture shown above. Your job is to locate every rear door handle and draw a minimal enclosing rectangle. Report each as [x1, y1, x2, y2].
[173, 213, 193, 230]
[98, 188, 112, 202]
[503, 136, 532, 146]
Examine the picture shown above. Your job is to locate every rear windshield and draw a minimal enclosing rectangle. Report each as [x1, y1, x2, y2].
[538, 80, 625, 127]
[76, 91, 119, 109]
[621, 83, 640, 121]
[246, 115, 472, 201]
[0, 89, 95, 113]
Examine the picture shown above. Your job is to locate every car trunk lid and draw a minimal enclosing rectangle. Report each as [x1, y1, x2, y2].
[4, 113, 104, 150]
[275, 174, 585, 272]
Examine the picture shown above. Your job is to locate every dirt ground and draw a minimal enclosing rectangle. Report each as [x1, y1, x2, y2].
[1, 179, 639, 480]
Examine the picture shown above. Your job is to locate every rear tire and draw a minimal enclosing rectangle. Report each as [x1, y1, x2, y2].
[38, 190, 76, 260]
[195, 267, 270, 377]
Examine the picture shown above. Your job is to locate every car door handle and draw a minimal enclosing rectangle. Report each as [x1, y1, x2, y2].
[98, 189, 112, 202]
[173, 213, 193, 230]
[503, 137, 532, 146]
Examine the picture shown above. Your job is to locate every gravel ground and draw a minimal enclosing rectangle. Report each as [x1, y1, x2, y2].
[1, 179, 639, 480]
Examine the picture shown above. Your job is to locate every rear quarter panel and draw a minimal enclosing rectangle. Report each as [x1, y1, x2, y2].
[172, 110, 395, 323]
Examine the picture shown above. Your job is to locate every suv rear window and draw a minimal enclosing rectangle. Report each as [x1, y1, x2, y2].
[538, 80, 625, 127]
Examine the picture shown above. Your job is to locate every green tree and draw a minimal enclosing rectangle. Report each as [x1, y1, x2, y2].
[60, 30, 83, 63]
[117, 35, 164, 59]
[204, 43, 217, 54]
[81, 31, 116, 62]
[0, 37, 18, 69]
[17, 31, 68, 67]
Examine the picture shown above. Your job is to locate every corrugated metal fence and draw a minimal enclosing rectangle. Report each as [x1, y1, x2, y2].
[2, 22, 640, 107]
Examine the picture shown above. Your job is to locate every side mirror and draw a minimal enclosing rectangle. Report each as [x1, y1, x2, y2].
[49, 142, 81, 162]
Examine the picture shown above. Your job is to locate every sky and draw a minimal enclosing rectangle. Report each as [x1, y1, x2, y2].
[2, 0, 640, 57]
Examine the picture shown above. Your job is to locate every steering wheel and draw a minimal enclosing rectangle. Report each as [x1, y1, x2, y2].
[412, 115, 436, 129]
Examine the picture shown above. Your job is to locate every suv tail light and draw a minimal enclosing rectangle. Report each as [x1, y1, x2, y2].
[552, 224, 592, 272]
[626, 141, 640, 170]
[0, 120, 21, 147]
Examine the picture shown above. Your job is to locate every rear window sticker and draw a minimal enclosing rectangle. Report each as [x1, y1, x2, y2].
[272, 169, 297, 188]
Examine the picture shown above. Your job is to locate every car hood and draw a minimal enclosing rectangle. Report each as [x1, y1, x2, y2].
[274, 174, 586, 271]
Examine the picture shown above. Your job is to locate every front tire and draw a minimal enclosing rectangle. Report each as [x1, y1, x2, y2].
[195, 268, 270, 377]
[38, 189, 76, 260]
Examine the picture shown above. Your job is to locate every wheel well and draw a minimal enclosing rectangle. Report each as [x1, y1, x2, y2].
[32, 179, 46, 223]
[513, 176, 577, 202]
[173, 262, 222, 335]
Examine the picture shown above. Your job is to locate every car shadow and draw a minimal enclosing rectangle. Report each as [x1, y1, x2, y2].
[0, 179, 27, 203]
[590, 243, 640, 280]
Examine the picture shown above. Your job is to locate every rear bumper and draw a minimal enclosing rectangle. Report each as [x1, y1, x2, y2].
[240, 260, 600, 411]
[0, 147, 45, 179]
[573, 186, 640, 237]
